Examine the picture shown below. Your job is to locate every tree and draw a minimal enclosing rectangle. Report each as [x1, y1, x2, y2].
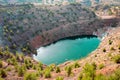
[112, 55, 120, 63]
[18, 66, 26, 77]
[73, 61, 80, 68]
[65, 66, 72, 77]
[44, 70, 51, 78]
[24, 72, 37, 80]
[56, 66, 61, 73]
[98, 64, 104, 69]
[83, 63, 96, 80]
[0, 69, 7, 78]
[0, 60, 3, 68]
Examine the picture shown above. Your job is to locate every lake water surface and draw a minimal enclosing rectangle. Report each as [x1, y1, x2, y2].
[33, 37, 100, 65]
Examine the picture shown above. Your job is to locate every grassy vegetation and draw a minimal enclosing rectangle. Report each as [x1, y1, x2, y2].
[107, 68, 120, 80]
[78, 63, 120, 80]
[44, 69, 51, 78]
[118, 45, 120, 50]
[73, 61, 80, 68]
[0, 47, 39, 79]
[65, 66, 72, 77]
[56, 66, 61, 73]
[103, 48, 106, 52]
[78, 63, 96, 80]
[18, 65, 26, 77]
[98, 63, 105, 69]
[56, 76, 64, 80]
[0, 42, 120, 80]
[109, 40, 113, 45]
[0, 61, 3, 68]
[24, 72, 37, 80]
[112, 55, 120, 63]
[110, 47, 115, 51]
[0, 69, 7, 78]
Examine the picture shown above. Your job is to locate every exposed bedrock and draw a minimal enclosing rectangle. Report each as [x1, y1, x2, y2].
[29, 18, 120, 51]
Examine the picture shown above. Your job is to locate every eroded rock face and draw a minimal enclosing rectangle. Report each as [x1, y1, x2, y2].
[29, 18, 120, 50]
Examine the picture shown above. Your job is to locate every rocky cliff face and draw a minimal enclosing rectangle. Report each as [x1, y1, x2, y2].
[29, 18, 120, 49]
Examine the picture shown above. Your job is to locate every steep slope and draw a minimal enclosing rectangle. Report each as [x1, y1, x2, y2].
[59, 26, 120, 80]
[1, 3, 120, 54]
[0, 4, 98, 53]
[0, 26, 120, 80]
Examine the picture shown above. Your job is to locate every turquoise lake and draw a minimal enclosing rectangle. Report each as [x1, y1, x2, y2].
[33, 37, 100, 65]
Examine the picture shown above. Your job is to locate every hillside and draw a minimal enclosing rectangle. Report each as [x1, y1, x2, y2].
[0, 2, 120, 80]
[0, 4, 98, 53]
[0, 25, 120, 80]
[0, 4, 119, 54]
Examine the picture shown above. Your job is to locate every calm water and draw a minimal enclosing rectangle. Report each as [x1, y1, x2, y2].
[33, 37, 100, 65]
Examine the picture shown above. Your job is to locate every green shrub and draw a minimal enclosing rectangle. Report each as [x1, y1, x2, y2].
[24, 72, 37, 80]
[7, 57, 18, 65]
[95, 74, 106, 80]
[65, 66, 72, 77]
[108, 9, 113, 15]
[56, 66, 61, 73]
[36, 70, 43, 77]
[18, 66, 26, 77]
[109, 40, 113, 45]
[15, 64, 22, 72]
[56, 76, 64, 80]
[92, 62, 97, 70]
[98, 64, 105, 69]
[110, 47, 115, 51]
[0, 77, 4, 80]
[0, 61, 3, 68]
[83, 63, 96, 80]
[16, 53, 20, 60]
[6, 67, 12, 71]
[19, 53, 24, 59]
[108, 53, 112, 57]
[103, 48, 106, 52]
[113, 68, 120, 79]
[94, 54, 97, 57]
[78, 73, 83, 80]
[7, 59, 12, 65]
[0, 69, 7, 78]
[37, 62, 43, 70]
[118, 45, 120, 50]
[73, 61, 80, 68]
[108, 68, 120, 80]
[24, 58, 33, 69]
[112, 55, 120, 63]
[32, 65, 37, 70]
[44, 70, 51, 78]
[48, 64, 56, 71]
